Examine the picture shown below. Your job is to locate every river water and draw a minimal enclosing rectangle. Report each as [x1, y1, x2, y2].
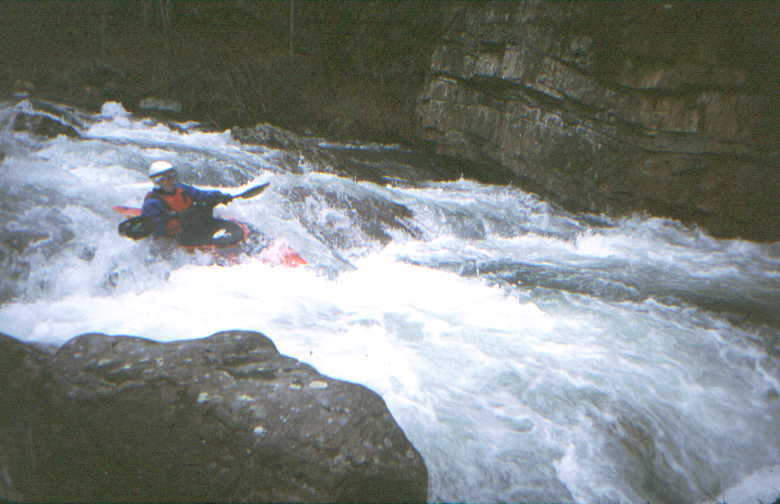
[1, 99, 778, 504]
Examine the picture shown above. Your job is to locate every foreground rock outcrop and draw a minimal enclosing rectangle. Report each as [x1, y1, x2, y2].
[0, 331, 427, 503]
[0, 335, 57, 502]
[416, 2, 779, 241]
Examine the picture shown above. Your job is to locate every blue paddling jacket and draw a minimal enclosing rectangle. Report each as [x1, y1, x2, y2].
[142, 183, 229, 237]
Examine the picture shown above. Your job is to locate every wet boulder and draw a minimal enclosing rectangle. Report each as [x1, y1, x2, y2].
[0, 331, 428, 503]
[0, 334, 58, 502]
[9, 99, 87, 139]
[233, 122, 318, 151]
[12, 111, 80, 138]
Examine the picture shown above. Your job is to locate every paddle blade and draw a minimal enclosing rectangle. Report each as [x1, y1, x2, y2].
[236, 182, 270, 200]
[112, 205, 142, 217]
[118, 216, 155, 240]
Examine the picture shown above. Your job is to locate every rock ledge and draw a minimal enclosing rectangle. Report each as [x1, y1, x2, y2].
[0, 330, 428, 503]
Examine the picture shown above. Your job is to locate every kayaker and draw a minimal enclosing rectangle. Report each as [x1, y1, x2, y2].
[142, 160, 232, 245]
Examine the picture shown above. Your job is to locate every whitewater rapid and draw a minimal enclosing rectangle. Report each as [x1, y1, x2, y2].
[1, 100, 778, 504]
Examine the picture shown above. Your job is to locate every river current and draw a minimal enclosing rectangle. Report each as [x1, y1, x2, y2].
[1, 99, 778, 504]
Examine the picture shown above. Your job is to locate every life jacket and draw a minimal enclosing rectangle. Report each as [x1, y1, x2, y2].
[158, 187, 193, 212]
[151, 187, 192, 236]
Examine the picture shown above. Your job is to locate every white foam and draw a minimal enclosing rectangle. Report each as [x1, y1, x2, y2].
[100, 101, 132, 119]
[711, 465, 780, 504]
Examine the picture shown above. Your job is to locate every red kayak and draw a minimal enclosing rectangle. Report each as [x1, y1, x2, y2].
[113, 206, 307, 267]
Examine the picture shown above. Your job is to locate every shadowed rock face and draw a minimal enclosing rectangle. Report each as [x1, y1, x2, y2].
[416, 2, 779, 241]
[0, 335, 57, 502]
[0, 331, 428, 503]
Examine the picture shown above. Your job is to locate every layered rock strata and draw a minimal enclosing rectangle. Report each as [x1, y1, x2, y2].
[416, 2, 779, 241]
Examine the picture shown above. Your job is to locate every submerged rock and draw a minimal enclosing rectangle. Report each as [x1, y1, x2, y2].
[139, 96, 183, 114]
[0, 330, 428, 503]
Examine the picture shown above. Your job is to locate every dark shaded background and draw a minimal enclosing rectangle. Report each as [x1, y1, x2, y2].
[1, 1, 445, 141]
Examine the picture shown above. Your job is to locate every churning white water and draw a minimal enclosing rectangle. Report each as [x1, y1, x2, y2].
[1, 100, 778, 504]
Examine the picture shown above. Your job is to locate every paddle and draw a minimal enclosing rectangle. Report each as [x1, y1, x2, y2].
[222, 182, 270, 203]
[118, 183, 270, 240]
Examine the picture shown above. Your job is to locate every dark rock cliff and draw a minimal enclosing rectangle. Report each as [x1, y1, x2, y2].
[416, 2, 779, 241]
[0, 331, 428, 503]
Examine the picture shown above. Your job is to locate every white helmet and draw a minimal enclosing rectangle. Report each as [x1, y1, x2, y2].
[148, 160, 175, 178]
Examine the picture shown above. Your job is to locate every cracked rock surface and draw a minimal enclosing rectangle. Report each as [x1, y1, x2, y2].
[0, 330, 428, 503]
[416, 2, 779, 241]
